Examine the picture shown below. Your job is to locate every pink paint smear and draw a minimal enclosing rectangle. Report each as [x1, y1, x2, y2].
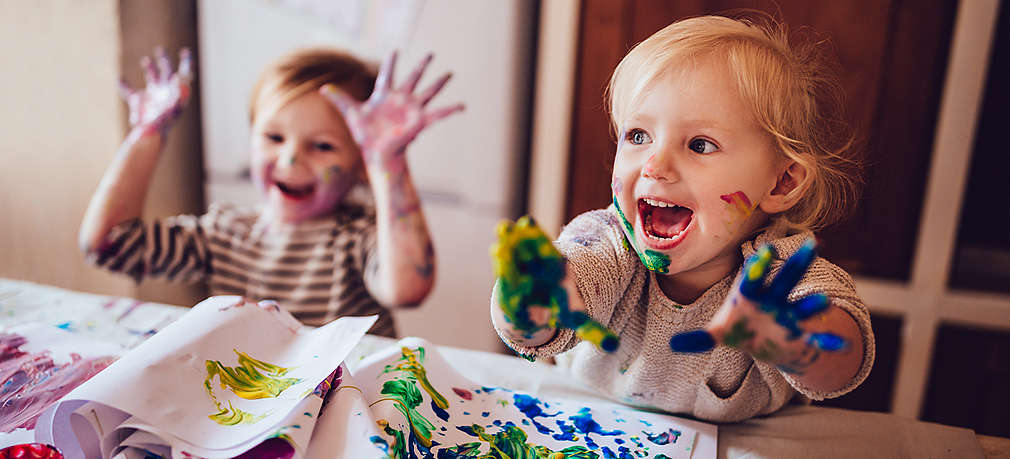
[0, 333, 116, 433]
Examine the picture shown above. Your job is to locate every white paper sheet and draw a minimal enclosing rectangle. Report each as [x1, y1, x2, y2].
[34, 296, 376, 458]
[331, 337, 717, 459]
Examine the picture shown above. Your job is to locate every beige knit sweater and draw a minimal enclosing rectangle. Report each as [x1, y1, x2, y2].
[496, 207, 875, 423]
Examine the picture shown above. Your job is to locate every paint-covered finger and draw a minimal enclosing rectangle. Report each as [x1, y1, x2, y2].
[419, 72, 452, 106]
[374, 50, 398, 95]
[141, 55, 158, 87]
[562, 310, 619, 352]
[155, 46, 171, 82]
[792, 293, 829, 321]
[117, 78, 135, 101]
[669, 329, 716, 353]
[422, 103, 465, 127]
[177, 48, 194, 84]
[402, 53, 433, 93]
[739, 244, 775, 298]
[320, 84, 358, 117]
[767, 239, 816, 301]
[807, 332, 847, 352]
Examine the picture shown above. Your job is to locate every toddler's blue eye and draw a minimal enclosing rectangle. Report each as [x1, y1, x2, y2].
[266, 133, 283, 143]
[688, 138, 717, 154]
[315, 142, 336, 152]
[627, 129, 651, 145]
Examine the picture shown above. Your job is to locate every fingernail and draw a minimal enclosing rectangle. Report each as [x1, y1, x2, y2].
[669, 330, 715, 353]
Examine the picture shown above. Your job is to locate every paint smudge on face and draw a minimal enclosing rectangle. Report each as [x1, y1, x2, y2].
[644, 428, 681, 445]
[612, 196, 671, 274]
[382, 347, 448, 410]
[719, 191, 758, 233]
[0, 333, 116, 432]
[452, 387, 473, 400]
[512, 393, 560, 435]
[611, 176, 623, 195]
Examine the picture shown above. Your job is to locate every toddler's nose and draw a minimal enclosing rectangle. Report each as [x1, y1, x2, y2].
[641, 150, 680, 182]
[277, 145, 301, 169]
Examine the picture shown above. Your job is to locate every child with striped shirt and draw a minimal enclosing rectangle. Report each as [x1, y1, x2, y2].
[79, 47, 461, 336]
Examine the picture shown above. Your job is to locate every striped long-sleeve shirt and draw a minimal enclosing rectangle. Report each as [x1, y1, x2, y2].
[87, 202, 394, 336]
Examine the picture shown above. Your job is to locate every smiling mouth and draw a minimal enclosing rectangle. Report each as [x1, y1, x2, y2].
[275, 181, 316, 200]
[639, 198, 693, 242]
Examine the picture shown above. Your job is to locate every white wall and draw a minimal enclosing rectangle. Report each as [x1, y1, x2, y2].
[198, 0, 535, 352]
[0, 1, 206, 307]
[0, 1, 134, 297]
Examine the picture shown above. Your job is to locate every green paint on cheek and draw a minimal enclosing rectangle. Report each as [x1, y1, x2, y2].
[612, 196, 671, 274]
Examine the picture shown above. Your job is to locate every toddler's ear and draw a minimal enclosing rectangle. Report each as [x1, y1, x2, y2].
[759, 161, 809, 214]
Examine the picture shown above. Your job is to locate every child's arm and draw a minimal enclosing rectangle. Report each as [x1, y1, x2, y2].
[79, 48, 193, 255]
[321, 52, 462, 307]
[670, 240, 865, 395]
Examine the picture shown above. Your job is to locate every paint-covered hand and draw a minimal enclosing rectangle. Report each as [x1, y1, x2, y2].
[119, 47, 193, 136]
[669, 240, 847, 373]
[321, 51, 464, 172]
[490, 216, 619, 352]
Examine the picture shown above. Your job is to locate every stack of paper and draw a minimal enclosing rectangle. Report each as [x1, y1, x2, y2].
[33, 296, 376, 459]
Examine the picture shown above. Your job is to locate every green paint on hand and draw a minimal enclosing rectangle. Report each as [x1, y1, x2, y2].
[490, 216, 619, 352]
[723, 318, 756, 348]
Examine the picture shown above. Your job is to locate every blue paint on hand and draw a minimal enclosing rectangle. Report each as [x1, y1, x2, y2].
[808, 332, 847, 351]
[669, 329, 715, 353]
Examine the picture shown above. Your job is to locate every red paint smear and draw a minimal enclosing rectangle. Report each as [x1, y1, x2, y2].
[0, 443, 64, 459]
[452, 387, 473, 400]
[0, 333, 116, 433]
[720, 191, 752, 208]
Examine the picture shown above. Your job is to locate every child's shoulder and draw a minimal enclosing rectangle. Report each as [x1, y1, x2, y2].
[556, 206, 637, 265]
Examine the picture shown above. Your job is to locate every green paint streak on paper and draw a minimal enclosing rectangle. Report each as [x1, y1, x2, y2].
[452, 424, 599, 459]
[205, 349, 301, 399]
[204, 349, 301, 426]
[383, 346, 449, 410]
[381, 378, 436, 448]
[208, 400, 267, 425]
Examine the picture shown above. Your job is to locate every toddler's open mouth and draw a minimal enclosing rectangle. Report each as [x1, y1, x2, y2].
[638, 198, 693, 246]
[275, 181, 316, 200]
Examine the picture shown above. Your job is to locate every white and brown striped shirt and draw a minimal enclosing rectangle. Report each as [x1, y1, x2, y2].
[87, 202, 394, 336]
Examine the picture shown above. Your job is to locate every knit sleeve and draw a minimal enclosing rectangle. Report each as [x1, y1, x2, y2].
[494, 208, 640, 358]
[784, 258, 876, 400]
[85, 206, 217, 284]
[742, 228, 876, 400]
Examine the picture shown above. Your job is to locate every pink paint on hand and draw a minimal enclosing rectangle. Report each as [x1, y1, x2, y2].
[0, 333, 116, 433]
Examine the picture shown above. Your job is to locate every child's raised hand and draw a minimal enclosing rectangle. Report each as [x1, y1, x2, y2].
[118, 47, 193, 135]
[320, 51, 464, 171]
[669, 240, 847, 373]
[491, 216, 619, 353]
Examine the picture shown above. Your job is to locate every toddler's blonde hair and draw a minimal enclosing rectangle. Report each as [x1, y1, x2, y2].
[249, 48, 376, 125]
[607, 13, 861, 230]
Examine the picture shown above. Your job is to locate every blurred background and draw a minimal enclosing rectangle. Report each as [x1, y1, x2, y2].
[0, 0, 1006, 438]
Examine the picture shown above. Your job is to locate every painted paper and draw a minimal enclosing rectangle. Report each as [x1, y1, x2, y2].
[315, 337, 717, 458]
[30, 296, 376, 458]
